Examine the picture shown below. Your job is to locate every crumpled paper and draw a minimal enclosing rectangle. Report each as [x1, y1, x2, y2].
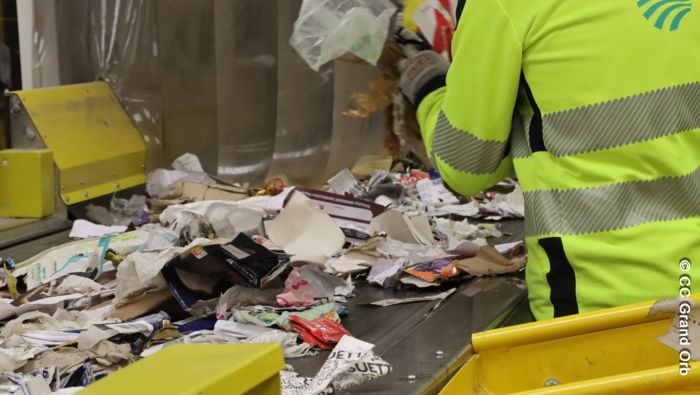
[454, 246, 526, 276]
[0, 346, 45, 372]
[146, 153, 215, 197]
[281, 335, 391, 395]
[145, 321, 314, 359]
[232, 303, 344, 331]
[367, 259, 406, 288]
[373, 238, 446, 263]
[216, 286, 282, 313]
[113, 238, 218, 306]
[324, 256, 372, 275]
[55, 275, 103, 295]
[368, 210, 434, 246]
[160, 200, 267, 240]
[277, 265, 354, 307]
[434, 218, 503, 249]
[242, 328, 315, 359]
[480, 184, 525, 219]
[21, 340, 132, 375]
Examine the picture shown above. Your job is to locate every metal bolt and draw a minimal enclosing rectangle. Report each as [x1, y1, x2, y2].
[23, 126, 36, 140]
[10, 99, 21, 116]
[83, 191, 89, 198]
[544, 378, 561, 387]
[1, 160, 7, 167]
[435, 350, 444, 356]
[407, 374, 416, 381]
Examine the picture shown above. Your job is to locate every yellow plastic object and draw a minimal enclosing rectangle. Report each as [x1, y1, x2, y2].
[0, 149, 55, 218]
[11, 82, 145, 205]
[403, 0, 422, 31]
[441, 295, 700, 394]
[79, 344, 284, 395]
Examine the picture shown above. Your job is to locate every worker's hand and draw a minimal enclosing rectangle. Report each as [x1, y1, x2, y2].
[399, 50, 450, 105]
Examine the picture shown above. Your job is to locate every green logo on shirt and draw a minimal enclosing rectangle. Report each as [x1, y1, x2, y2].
[638, 0, 692, 31]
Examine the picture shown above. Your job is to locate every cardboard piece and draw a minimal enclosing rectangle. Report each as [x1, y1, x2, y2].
[112, 290, 173, 321]
[166, 182, 249, 202]
[454, 246, 526, 276]
[266, 192, 345, 264]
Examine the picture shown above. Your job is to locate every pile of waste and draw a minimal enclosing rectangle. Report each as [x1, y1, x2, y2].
[0, 153, 525, 394]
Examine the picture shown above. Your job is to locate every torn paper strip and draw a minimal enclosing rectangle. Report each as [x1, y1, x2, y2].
[0, 294, 84, 321]
[69, 220, 127, 239]
[656, 299, 700, 360]
[369, 288, 456, 307]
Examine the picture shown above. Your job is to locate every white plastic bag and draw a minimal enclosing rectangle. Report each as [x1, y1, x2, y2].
[290, 0, 397, 71]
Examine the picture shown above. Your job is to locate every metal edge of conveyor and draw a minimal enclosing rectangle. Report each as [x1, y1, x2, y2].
[0, 215, 71, 250]
[417, 278, 529, 395]
[347, 275, 528, 394]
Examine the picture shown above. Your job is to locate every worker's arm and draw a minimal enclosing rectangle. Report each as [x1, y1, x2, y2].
[415, 0, 522, 197]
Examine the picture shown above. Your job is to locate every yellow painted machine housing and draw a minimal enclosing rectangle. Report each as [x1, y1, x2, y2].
[0, 149, 55, 218]
[78, 343, 285, 395]
[441, 295, 700, 394]
[9, 82, 146, 205]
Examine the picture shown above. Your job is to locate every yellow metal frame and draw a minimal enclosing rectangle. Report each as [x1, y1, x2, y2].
[0, 149, 55, 218]
[11, 82, 146, 205]
[442, 295, 700, 394]
[79, 343, 284, 395]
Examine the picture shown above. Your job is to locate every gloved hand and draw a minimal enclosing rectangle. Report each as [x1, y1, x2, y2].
[399, 50, 450, 105]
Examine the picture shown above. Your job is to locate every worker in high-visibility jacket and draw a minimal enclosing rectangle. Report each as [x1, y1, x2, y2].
[400, 0, 700, 320]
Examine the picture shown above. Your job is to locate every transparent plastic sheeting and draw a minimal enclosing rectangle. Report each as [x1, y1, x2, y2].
[27, 0, 388, 185]
[290, 0, 397, 71]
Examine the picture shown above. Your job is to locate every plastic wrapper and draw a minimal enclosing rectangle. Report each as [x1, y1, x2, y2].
[290, 315, 351, 349]
[410, 0, 458, 60]
[276, 265, 354, 307]
[290, 0, 397, 71]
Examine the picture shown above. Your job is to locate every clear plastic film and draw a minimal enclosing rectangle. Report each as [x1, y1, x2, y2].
[26, 0, 389, 185]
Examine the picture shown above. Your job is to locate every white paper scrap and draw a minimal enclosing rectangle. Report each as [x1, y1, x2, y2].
[281, 335, 391, 395]
[0, 293, 84, 321]
[69, 220, 127, 239]
[327, 169, 359, 195]
[266, 192, 345, 264]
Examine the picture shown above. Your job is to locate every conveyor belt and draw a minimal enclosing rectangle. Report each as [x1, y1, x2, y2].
[0, 214, 529, 394]
[289, 219, 531, 394]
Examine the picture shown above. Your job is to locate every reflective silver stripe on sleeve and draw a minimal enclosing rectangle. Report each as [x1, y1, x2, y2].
[431, 111, 508, 174]
[511, 113, 531, 159]
[543, 82, 700, 156]
[524, 167, 700, 237]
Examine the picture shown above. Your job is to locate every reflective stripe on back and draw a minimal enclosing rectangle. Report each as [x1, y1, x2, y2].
[543, 82, 700, 156]
[524, 166, 700, 237]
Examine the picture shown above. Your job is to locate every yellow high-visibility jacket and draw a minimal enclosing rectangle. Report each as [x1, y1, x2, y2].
[417, 0, 700, 320]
